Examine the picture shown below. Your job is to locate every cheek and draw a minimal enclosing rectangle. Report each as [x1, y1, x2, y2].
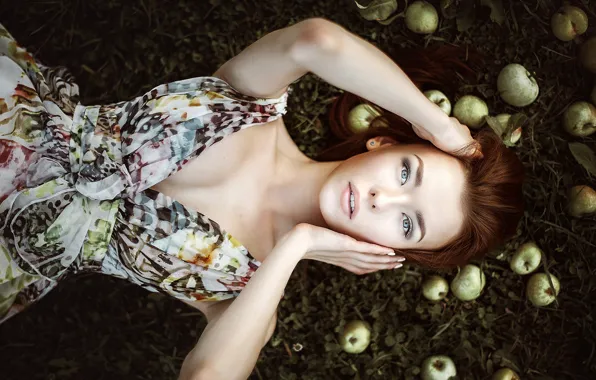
[352, 215, 399, 247]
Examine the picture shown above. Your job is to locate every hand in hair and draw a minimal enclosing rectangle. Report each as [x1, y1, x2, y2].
[412, 117, 483, 159]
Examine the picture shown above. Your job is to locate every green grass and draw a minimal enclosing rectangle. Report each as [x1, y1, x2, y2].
[0, 0, 595, 379]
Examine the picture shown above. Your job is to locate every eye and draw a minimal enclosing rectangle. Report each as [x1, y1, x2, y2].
[402, 213, 412, 237]
[400, 160, 410, 185]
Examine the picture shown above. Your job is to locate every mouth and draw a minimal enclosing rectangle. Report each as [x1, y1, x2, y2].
[348, 182, 359, 219]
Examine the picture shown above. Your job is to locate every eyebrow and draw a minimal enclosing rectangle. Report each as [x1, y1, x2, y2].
[414, 154, 424, 187]
[413, 154, 426, 242]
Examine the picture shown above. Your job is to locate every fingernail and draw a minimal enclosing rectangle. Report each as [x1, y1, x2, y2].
[396, 257, 406, 262]
[394, 264, 403, 269]
[387, 252, 396, 256]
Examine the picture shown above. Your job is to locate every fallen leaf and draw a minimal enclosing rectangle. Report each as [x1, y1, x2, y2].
[456, 0, 477, 32]
[354, 0, 398, 21]
[569, 142, 596, 177]
[480, 0, 505, 25]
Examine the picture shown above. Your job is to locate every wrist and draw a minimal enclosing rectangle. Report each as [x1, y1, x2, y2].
[280, 224, 311, 258]
[417, 105, 450, 137]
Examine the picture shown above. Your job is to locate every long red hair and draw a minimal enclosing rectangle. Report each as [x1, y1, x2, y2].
[320, 46, 525, 269]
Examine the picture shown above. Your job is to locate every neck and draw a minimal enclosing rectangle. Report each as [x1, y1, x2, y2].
[266, 155, 341, 244]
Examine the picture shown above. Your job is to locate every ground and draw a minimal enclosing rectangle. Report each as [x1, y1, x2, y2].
[0, 0, 595, 379]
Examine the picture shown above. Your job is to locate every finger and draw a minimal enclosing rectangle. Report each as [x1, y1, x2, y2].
[342, 251, 406, 264]
[350, 241, 396, 255]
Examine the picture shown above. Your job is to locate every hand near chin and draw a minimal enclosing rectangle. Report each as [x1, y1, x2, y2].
[412, 117, 483, 159]
[292, 224, 405, 275]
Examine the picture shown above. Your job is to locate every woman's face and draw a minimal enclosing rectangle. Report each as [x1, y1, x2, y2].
[319, 141, 467, 251]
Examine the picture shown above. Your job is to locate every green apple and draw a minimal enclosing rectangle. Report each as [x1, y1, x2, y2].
[526, 273, 560, 307]
[568, 185, 596, 217]
[497, 64, 539, 107]
[453, 95, 489, 129]
[510, 242, 542, 275]
[424, 90, 452, 115]
[580, 36, 596, 73]
[338, 320, 372, 354]
[450, 264, 486, 301]
[563, 101, 596, 137]
[422, 275, 449, 301]
[347, 104, 383, 133]
[551, 5, 588, 42]
[421, 355, 457, 380]
[492, 367, 521, 380]
[405, 1, 439, 34]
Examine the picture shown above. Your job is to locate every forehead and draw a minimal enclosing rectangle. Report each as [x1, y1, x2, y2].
[397, 145, 467, 249]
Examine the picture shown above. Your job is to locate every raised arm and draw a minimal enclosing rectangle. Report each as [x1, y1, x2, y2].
[214, 18, 479, 156]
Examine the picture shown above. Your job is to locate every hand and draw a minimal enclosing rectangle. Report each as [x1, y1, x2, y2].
[412, 117, 483, 159]
[291, 224, 406, 275]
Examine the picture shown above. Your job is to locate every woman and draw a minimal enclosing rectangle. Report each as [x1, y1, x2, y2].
[0, 18, 524, 380]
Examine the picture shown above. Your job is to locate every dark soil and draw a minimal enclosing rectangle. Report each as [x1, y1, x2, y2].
[0, 0, 595, 379]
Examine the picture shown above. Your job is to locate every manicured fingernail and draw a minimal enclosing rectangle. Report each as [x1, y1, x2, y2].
[387, 252, 395, 256]
[396, 257, 406, 262]
[394, 264, 403, 269]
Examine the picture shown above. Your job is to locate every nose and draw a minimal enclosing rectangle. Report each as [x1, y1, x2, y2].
[369, 187, 410, 211]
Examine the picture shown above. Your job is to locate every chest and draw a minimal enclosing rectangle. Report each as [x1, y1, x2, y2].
[150, 120, 287, 261]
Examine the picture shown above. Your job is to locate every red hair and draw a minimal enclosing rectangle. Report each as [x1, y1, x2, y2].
[320, 46, 525, 269]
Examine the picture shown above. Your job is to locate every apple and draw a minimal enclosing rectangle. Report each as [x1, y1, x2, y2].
[492, 367, 520, 380]
[526, 273, 560, 307]
[421, 355, 457, 380]
[497, 64, 539, 107]
[510, 242, 542, 275]
[563, 101, 596, 137]
[568, 185, 596, 217]
[453, 95, 489, 129]
[424, 90, 452, 115]
[405, 1, 439, 34]
[338, 320, 372, 354]
[450, 264, 486, 301]
[551, 5, 588, 42]
[580, 36, 596, 73]
[347, 103, 383, 133]
[422, 275, 449, 301]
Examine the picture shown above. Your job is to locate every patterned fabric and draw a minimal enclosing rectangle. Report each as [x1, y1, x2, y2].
[0, 24, 289, 323]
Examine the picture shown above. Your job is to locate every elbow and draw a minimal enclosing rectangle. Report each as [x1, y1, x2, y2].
[290, 18, 343, 63]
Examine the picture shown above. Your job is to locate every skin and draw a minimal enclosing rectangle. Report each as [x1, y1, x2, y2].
[319, 138, 466, 250]
[168, 18, 477, 380]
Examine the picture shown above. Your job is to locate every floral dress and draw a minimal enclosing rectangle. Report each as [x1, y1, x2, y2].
[0, 24, 289, 323]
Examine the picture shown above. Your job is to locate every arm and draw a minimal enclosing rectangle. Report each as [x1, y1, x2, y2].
[213, 17, 448, 136]
[178, 227, 308, 380]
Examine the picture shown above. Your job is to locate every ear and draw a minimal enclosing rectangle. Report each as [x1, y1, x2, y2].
[366, 136, 399, 151]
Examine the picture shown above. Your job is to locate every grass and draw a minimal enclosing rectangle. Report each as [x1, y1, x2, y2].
[0, 0, 595, 379]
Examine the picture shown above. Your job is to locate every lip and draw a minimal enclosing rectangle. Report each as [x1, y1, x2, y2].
[341, 184, 351, 218]
[350, 182, 360, 219]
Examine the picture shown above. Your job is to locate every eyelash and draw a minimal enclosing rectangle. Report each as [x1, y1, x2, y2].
[400, 160, 410, 185]
[400, 160, 412, 237]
